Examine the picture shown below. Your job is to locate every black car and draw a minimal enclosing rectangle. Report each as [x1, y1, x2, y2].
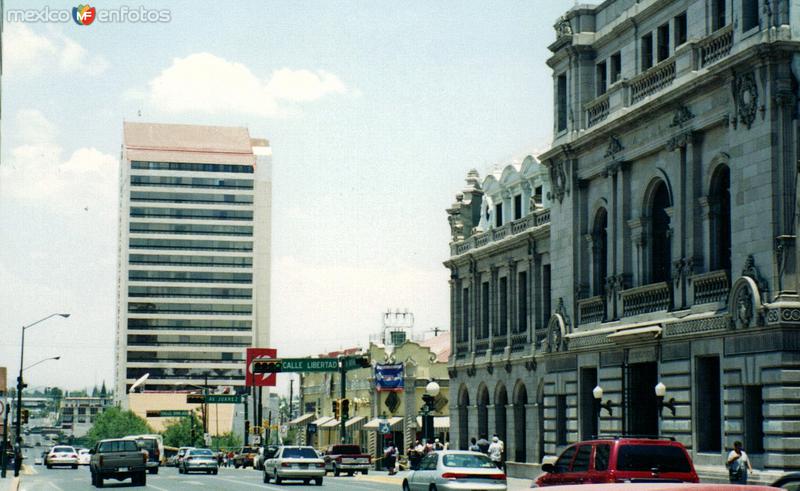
[772, 472, 800, 490]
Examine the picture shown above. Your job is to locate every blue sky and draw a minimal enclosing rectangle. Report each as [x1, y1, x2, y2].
[0, 1, 585, 392]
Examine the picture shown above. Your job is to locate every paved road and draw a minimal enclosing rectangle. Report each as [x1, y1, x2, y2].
[15, 465, 534, 491]
[18, 465, 405, 491]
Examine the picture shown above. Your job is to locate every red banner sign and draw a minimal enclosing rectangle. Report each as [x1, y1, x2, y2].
[246, 348, 277, 387]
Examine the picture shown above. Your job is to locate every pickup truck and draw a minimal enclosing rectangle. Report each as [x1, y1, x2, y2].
[323, 444, 371, 476]
[90, 438, 148, 487]
[232, 446, 259, 468]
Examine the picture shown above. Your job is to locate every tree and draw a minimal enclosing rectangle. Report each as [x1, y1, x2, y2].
[85, 407, 153, 446]
[100, 381, 108, 399]
[162, 414, 204, 448]
[211, 432, 241, 451]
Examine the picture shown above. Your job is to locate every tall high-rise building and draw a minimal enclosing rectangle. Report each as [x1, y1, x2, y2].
[115, 122, 271, 399]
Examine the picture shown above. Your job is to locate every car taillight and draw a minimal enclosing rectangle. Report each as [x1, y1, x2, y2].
[70, 454, 77, 458]
[281, 462, 291, 467]
[441, 472, 506, 480]
[187, 457, 194, 461]
[316, 463, 325, 468]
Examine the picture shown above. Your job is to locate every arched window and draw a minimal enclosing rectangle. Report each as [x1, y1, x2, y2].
[710, 165, 731, 271]
[650, 182, 672, 283]
[477, 384, 490, 440]
[593, 208, 608, 296]
[458, 386, 470, 450]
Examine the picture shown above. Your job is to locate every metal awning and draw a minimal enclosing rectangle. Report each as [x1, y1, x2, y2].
[415, 416, 450, 430]
[363, 416, 404, 430]
[321, 419, 340, 428]
[310, 416, 334, 426]
[607, 325, 662, 343]
[287, 413, 315, 426]
[345, 416, 366, 430]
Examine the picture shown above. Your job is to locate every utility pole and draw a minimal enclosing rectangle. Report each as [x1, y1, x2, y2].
[1, 402, 9, 478]
[288, 379, 294, 422]
[203, 373, 209, 435]
[339, 356, 347, 444]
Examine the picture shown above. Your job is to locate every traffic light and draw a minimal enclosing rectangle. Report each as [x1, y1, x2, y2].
[186, 393, 205, 404]
[340, 399, 350, 420]
[355, 356, 371, 368]
[20, 409, 29, 425]
[332, 399, 340, 419]
[253, 360, 282, 373]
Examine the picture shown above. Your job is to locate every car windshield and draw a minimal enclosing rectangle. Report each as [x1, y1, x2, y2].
[136, 439, 157, 450]
[443, 454, 495, 468]
[282, 448, 318, 459]
[52, 446, 74, 453]
[240, 447, 255, 454]
[98, 441, 139, 453]
[190, 449, 213, 456]
[617, 445, 691, 473]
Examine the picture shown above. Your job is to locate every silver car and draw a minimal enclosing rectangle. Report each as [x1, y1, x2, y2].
[402, 451, 507, 491]
[263, 446, 325, 486]
[180, 448, 218, 474]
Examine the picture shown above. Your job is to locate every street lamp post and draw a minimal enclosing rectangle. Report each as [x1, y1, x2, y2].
[421, 380, 440, 444]
[14, 313, 69, 477]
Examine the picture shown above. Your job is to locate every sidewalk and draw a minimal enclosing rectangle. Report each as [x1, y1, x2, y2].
[354, 470, 533, 489]
[2, 477, 20, 491]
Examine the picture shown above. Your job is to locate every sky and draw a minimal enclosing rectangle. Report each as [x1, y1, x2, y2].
[0, 1, 589, 395]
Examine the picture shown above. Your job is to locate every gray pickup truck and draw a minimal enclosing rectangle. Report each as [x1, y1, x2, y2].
[89, 438, 148, 487]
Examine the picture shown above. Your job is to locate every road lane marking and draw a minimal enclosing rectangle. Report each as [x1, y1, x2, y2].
[47, 482, 63, 491]
[215, 476, 284, 490]
[147, 484, 170, 491]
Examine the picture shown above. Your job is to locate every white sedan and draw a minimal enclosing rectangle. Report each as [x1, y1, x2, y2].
[46, 445, 79, 469]
[263, 446, 325, 486]
[402, 451, 507, 491]
[78, 448, 91, 465]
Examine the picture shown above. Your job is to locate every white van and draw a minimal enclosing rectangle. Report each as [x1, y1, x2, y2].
[123, 434, 165, 473]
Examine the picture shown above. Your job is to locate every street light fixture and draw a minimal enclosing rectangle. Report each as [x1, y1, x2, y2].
[14, 313, 69, 477]
[23, 356, 61, 372]
[421, 380, 440, 443]
[655, 382, 676, 416]
[593, 385, 613, 416]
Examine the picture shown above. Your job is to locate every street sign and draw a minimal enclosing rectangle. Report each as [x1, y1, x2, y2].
[205, 394, 241, 404]
[146, 410, 190, 418]
[187, 394, 205, 404]
[378, 422, 391, 435]
[252, 435, 261, 445]
[343, 355, 370, 371]
[253, 357, 339, 374]
[246, 348, 277, 387]
[307, 423, 317, 434]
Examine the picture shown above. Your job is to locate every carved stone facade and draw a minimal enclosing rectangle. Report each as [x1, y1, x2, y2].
[446, 0, 800, 481]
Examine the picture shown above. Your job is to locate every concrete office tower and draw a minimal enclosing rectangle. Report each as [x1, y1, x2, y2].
[115, 122, 271, 401]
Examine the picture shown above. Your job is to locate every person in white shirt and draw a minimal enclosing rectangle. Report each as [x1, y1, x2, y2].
[726, 440, 753, 484]
[487, 436, 503, 470]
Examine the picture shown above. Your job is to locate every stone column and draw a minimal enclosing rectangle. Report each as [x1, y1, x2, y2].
[468, 405, 479, 444]
[505, 403, 516, 462]
[487, 404, 496, 440]
[526, 403, 537, 464]
[507, 258, 516, 349]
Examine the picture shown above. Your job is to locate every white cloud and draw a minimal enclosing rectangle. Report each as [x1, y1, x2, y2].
[2, 24, 109, 77]
[0, 110, 118, 216]
[146, 52, 349, 117]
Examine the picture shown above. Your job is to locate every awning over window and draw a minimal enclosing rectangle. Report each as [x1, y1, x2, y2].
[363, 416, 404, 430]
[321, 419, 340, 428]
[287, 413, 315, 426]
[310, 416, 334, 426]
[607, 325, 662, 343]
[415, 416, 450, 430]
[345, 416, 367, 431]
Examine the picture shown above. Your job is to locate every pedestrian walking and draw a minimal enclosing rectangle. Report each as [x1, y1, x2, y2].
[434, 438, 444, 450]
[488, 436, 503, 470]
[468, 437, 480, 452]
[384, 442, 398, 475]
[476, 435, 490, 454]
[727, 441, 753, 484]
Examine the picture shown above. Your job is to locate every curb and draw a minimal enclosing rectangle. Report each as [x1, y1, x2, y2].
[354, 473, 404, 485]
[8, 477, 20, 491]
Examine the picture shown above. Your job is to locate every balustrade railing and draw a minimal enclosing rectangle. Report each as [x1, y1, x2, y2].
[630, 58, 676, 104]
[586, 94, 610, 128]
[693, 269, 730, 305]
[699, 25, 733, 68]
[511, 332, 528, 352]
[451, 208, 551, 256]
[492, 338, 507, 354]
[474, 340, 489, 354]
[455, 341, 469, 359]
[621, 282, 671, 317]
[577, 296, 605, 324]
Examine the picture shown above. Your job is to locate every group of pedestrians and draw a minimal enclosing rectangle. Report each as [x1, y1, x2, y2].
[469, 434, 505, 470]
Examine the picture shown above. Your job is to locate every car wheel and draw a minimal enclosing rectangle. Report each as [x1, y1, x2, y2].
[234, 462, 240, 469]
[149, 467, 157, 474]
[315, 477, 323, 486]
[96, 476, 104, 488]
[178, 466, 183, 474]
[363, 470, 368, 475]
[303, 479, 310, 484]
[334, 465, 340, 477]
[90, 471, 96, 486]
[402, 480, 411, 491]
[274, 470, 282, 484]
[212, 469, 218, 475]
[263, 470, 269, 483]
[72, 464, 78, 469]
[46, 464, 52, 469]
[429, 485, 437, 491]
[348, 471, 354, 476]
[138, 472, 147, 486]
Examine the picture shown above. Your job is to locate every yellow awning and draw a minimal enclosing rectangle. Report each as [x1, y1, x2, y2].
[310, 416, 334, 426]
[363, 416, 404, 430]
[345, 416, 367, 430]
[321, 419, 340, 428]
[415, 416, 450, 430]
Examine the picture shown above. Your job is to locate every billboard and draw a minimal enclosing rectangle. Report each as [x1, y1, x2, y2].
[246, 348, 277, 387]
[374, 363, 404, 392]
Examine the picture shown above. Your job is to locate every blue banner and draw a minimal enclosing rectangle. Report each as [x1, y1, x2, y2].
[375, 363, 404, 392]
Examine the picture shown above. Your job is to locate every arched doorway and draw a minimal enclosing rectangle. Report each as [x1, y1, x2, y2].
[477, 384, 489, 440]
[458, 385, 470, 450]
[513, 381, 528, 462]
[495, 384, 508, 445]
[650, 181, 672, 283]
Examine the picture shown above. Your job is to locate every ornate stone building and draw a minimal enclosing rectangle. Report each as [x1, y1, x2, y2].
[448, 0, 800, 479]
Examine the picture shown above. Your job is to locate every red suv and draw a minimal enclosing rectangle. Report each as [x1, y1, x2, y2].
[535, 437, 699, 486]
